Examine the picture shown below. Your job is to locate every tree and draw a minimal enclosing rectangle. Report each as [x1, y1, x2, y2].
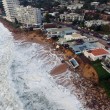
[82, 0, 94, 3]
[59, 6, 68, 14]
[45, 13, 53, 23]
[53, 1, 60, 7]
[79, 20, 85, 27]
[20, 0, 28, 6]
[15, 18, 19, 25]
[99, 0, 109, 4]
[90, 24, 103, 32]
[94, 13, 100, 20]
[72, 19, 79, 25]
[82, 3, 94, 10]
[102, 24, 110, 33]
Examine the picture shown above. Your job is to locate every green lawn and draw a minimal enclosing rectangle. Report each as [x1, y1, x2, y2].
[91, 60, 110, 96]
[91, 60, 110, 80]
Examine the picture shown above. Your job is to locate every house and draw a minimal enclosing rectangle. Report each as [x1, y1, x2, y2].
[91, 2, 99, 6]
[83, 37, 98, 43]
[60, 13, 84, 22]
[67, 3, 83, 10]
[64, 33, 86, 41]
[102, 55, 110, 73]
[71, 42, 97, 54]
[46, 28, 76, 38]
[97, 4, 106, 12]
[57, 38, 77, 46]
[92, 42, 105, 49]
[84, 10, 96, 13]
[100, 14, 110, 21]
[59, 1, 68, 5]
[83, 48, 109, 61]
[85, 20, 109, 27]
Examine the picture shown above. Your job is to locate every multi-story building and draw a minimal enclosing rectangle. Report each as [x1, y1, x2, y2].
[85, 20, 109, 27]
[0, 0, 2, 5]
[2, 0, 19, 22]
[15, 5, 42, 26]
[75, 0, 80, 3]
[67, 3, 83, 10]
[60, 13, 84, 22]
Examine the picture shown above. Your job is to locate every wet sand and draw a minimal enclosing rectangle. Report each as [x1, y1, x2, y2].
[50, 63, 68, 75]
[1, 18, 110, 110]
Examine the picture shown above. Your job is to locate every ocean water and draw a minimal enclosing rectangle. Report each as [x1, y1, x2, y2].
[0, 23, 84, 110]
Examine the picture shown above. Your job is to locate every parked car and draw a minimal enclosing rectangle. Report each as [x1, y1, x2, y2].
[107, 41, 110, 45]
[102, 36, 108, 41]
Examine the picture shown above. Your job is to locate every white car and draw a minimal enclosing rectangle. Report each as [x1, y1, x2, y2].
[107, 41, 110, 44]
[102, 37, 108, 41]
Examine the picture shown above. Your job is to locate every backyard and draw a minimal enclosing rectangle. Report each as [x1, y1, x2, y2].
[92, 60, 110, 96]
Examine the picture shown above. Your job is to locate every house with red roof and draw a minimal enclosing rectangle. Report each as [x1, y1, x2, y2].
[83, 48, 109, 61]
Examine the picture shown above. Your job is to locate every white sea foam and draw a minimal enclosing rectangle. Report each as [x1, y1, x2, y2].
[0, 23, 85, 110]
[0, 23, 23, 110]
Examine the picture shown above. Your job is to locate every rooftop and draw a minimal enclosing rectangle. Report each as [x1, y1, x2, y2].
[88, 49, 109, 56]
[43, 23, 57, 29]
[72, 42, 97, 52]
[64, 33, 86, 40]
[83, 37, 98, 43]
[46, 27, 75, 33]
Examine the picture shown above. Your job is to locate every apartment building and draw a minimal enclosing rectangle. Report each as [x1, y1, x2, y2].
[74, 0, 80, 3]
[16, 5, 42, 26]
[67, 3, 83, 10]
[85, 20, 109, 27]
[2, 0, 19, 22]
[60, 13, 84, 22]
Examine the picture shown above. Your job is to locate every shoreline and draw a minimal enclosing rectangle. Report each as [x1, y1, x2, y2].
[1, 18, 110, 110]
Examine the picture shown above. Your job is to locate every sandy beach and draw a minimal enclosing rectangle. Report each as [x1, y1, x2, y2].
[1, 18, 110, 110]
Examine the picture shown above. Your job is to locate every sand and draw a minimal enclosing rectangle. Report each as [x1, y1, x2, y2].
[50, 63, 68, 75]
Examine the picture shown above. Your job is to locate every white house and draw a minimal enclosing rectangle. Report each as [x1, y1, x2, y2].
[84, 48, 109, 61]
[85, 20, 109, 27]
[64, 33, 86, 41]
[67, 3, 83, 10]
[104, 54, 110, 61]
[60, 13, 84, 21]
[83, 37, 98, 43]
[101, 55, 110, 73]
[46, 28, 76, 38]
[91, 2, 99, 6]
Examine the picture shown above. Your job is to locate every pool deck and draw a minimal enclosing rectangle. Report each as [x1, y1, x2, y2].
[69, 58, 79, 68]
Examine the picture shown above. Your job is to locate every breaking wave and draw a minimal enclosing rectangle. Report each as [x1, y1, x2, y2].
[0, 23, 84, 110]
